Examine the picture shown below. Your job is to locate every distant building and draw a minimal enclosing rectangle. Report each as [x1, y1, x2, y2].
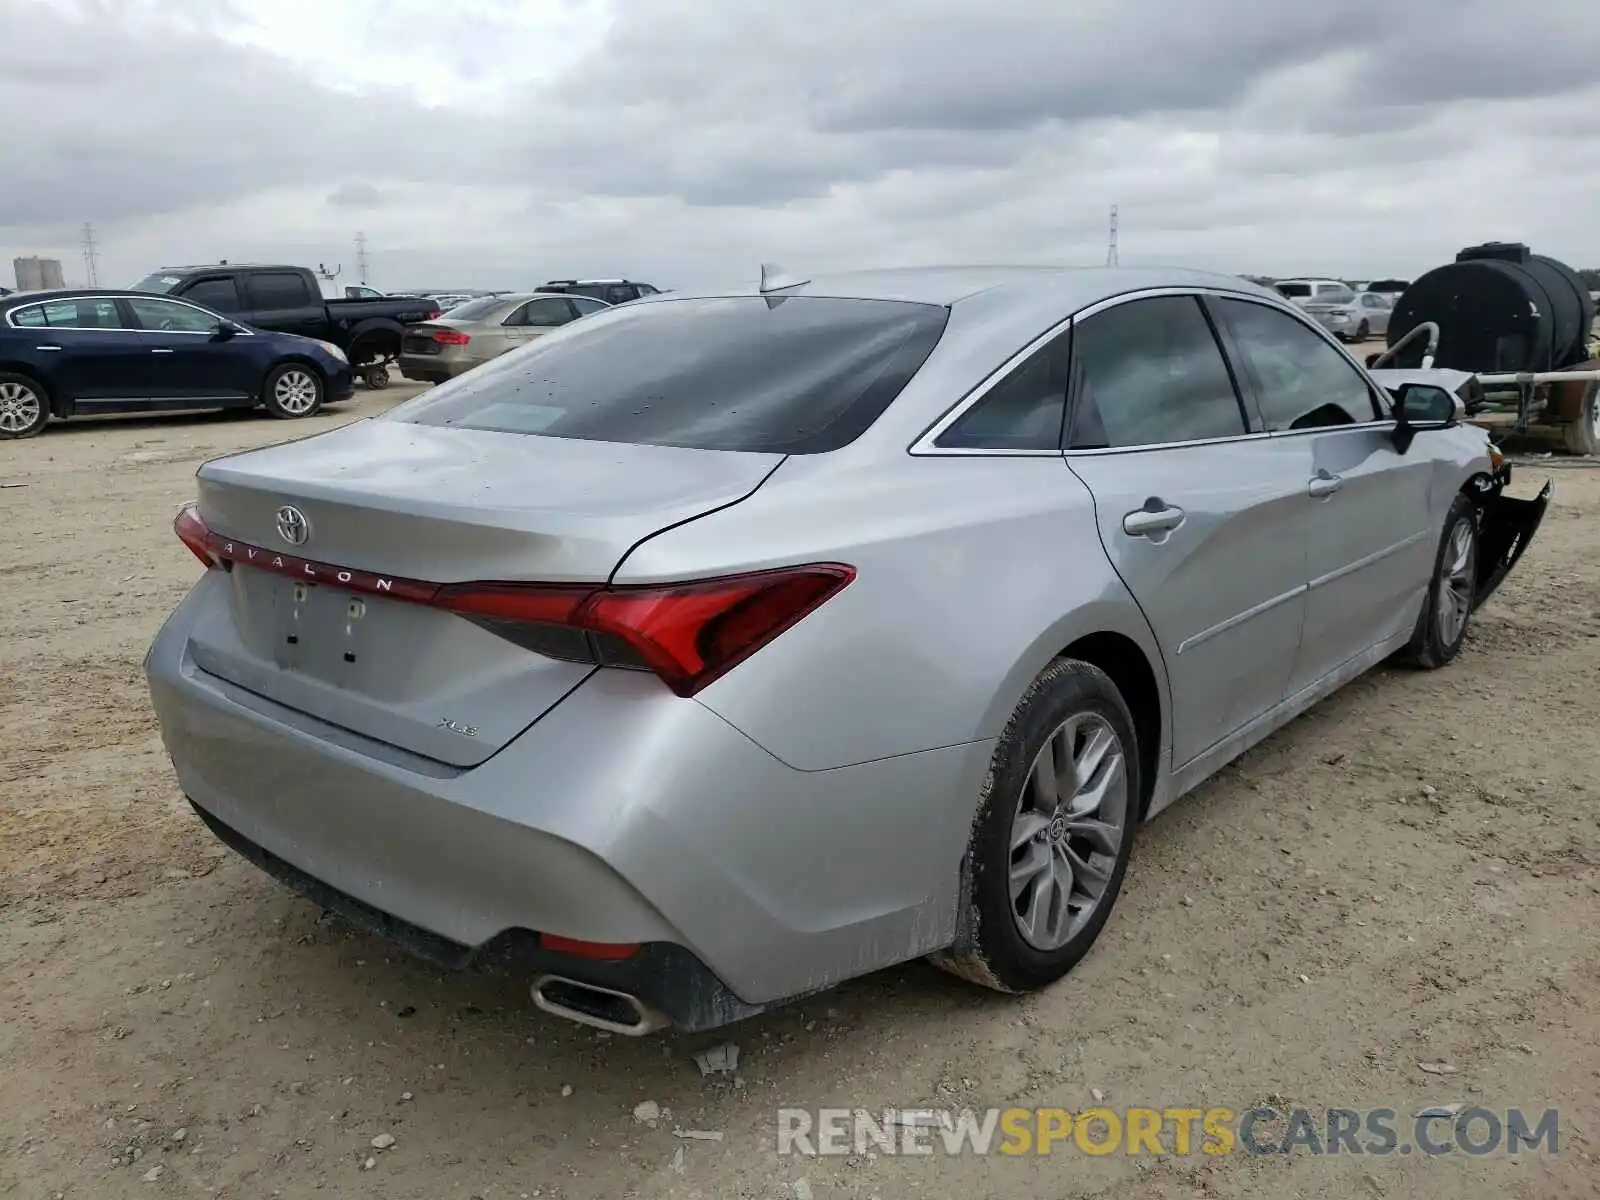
[13, 256, 65, 291]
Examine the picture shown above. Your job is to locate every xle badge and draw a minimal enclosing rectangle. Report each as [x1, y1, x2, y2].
[437, 719, 480, 738]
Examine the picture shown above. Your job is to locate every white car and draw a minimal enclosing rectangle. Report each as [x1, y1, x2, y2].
[1274, 279, 1354, 308]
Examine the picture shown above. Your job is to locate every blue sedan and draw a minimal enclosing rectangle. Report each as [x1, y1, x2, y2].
[0, 289, 353, 439]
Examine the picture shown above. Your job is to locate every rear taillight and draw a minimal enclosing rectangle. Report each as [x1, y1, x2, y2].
[431, 329, 470, 345]
[172, 505, 853, 697]
[174, 503, 218, 568]
[434, 565, 855, 697]
[425, 308, 442, 319]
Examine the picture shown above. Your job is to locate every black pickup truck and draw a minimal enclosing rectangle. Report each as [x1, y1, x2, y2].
[130, 263, 441, 386]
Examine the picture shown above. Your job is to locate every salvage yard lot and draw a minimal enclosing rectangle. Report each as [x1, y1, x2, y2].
[2, 386, 1597, 1199]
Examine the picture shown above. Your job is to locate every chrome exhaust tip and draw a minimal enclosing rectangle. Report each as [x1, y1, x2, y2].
[531, 974, 671, 1037]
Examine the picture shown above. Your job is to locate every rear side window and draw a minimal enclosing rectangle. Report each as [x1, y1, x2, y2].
[1067, 296, 1247, 449]
[9, 298, 125, 329]
[244, 272, 312, 309]
[935, 332, 1067, 450]
[390, 296, 950, 454]
[1213, 298, 1380, 431]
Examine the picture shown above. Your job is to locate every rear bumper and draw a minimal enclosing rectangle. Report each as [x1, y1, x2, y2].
[144, 585, 980, 1017]
[398, 353, 467, 383]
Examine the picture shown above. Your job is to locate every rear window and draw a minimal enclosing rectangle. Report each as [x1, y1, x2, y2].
[1276, 283, 1311, 298]
[388, 296, 950, 453]
[131, 274, 181, 294]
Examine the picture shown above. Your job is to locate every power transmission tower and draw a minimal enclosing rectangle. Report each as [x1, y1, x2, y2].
[1105, 205, 1119, 267]
[355, 232, 370, 285]
[82, 222, 100, 286]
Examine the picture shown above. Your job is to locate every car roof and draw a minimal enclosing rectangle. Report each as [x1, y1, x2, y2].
[1, 288, 168, 309]
[658, 264, 1283, 318]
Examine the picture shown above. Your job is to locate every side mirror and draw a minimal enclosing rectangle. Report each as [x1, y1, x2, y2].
[211, 321, 237, 341]
[1389, 382, 1462, 454]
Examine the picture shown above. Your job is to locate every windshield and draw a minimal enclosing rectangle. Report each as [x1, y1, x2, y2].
[131, 273, 181, 294]
[439, 295, 515, 321]
[387, 295, 949, 454]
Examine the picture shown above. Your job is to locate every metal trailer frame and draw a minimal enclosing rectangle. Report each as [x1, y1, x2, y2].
[1369, 322, 1600, 454]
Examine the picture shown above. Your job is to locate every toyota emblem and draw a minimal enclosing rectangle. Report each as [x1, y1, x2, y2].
[275, 505, 310, 546]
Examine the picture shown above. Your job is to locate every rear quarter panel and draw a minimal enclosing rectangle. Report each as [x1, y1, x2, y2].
[612, 453, 1169, 773]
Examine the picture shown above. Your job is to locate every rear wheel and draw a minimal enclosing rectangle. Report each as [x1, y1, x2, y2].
[1400, 494, 1478, 669]
[1356, 319, 1370, 341]
[931, 659, 1139, 993]
[0, 372, 49, 439]
[263, 364, 324, 420]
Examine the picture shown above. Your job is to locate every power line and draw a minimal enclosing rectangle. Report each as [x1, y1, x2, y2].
[1106, 205, 1119, 267]
[355, 232, 370, 285]
[81, 222, 100, 286]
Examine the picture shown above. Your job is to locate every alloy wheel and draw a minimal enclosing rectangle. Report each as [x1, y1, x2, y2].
[274, 369, 319, 415]
[1008, 711, 1129, 951]
[0, 380, 42, 434]
[1436, 518, 1476, 645]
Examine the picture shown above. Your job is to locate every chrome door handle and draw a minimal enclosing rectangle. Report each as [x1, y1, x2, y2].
[151, 348, 174, 354]
[1307, 471, 1343, 498]
[1123, 502, 1186, 537]
[35, 345, 63, 351]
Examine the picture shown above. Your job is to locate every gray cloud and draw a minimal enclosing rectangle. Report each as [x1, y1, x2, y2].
[4, 0, 1600, 289]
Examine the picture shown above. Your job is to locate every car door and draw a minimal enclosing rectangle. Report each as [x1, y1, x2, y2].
[10, 297, 150, 403]
[1363, 293, 1391, 338]
[125, 295, 257, 404]
[1209, 296, 1434, 696]
[237, 271, 324, 336]
[503, 296, 579, 350]
[1062, 294, 1310, 770]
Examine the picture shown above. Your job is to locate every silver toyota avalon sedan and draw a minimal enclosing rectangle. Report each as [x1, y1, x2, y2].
[145, 266, 1549, 1035]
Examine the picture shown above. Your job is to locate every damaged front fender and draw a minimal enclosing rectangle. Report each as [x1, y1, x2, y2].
[1471, 465, 1553, 608]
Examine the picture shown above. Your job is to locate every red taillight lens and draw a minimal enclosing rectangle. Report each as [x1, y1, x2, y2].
[425, 308, 442, 319]
[537, 934, 640, 961]
[174, 503, 217, 568]
[175, 506, 854, 697]
[431, 329, 470, 345]
[435, 564, 855, 696]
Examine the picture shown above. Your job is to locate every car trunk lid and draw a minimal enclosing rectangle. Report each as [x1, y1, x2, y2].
[184, 419, 781, 766]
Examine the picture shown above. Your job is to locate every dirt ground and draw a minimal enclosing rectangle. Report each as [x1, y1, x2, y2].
[2, 382, 1597, 1200]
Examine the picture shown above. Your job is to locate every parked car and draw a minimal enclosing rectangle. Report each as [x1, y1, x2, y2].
[1367, 278, 1410, 300]
[145, 266, 1548, 1035]
[130, 264, 440, 386]
[1274, 278, 1354, 307]
[536, 278, 661, 305]
[1305, 290, 1393, 342]
[398, 292, 609, 384]
[0, 289, 352, 438]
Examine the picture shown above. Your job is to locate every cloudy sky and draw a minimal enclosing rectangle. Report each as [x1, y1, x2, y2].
[3, 0, 1598, 292]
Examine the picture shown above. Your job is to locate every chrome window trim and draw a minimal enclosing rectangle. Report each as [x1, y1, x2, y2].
[908, 284, 1391, 458]
[4, 295, 131, 332]
[3, 293, 252, 335]
[122, 293, 255, 335]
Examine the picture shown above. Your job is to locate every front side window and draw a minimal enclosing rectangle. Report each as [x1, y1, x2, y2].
[935, 333, 1067, 450]
[1214, 298, 1380, 431]
[182, 278, 241, 313]
[1067, 296, 1247, 450]
[126, 296, 222, 333]
[389, 295, 949, 454]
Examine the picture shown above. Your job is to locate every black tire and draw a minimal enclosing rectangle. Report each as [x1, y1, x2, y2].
[261, 362, 325, 420]
[1356, 320, 1370, 341]
[931, 658, 1140, 993]
[0, 371, 50, 439]
[1400, 493, 1478, 669]
[1560, 380, 1598, 456]
[363, 365, 391, 390]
